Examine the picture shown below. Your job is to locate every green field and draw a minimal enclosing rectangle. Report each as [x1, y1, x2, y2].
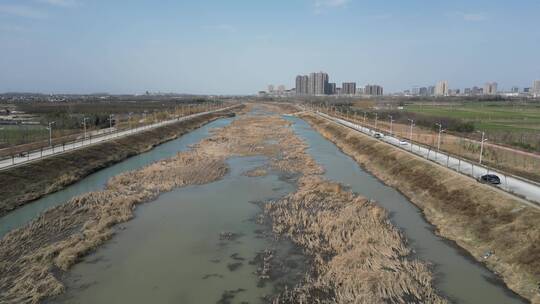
[405, 103, 540, 132]
[0, 125, 48, 147]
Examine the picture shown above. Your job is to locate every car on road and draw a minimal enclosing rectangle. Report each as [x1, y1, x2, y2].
[399, 140, 408, 145]
[373, 133, 383, 139]
[478, 174, 501, 185]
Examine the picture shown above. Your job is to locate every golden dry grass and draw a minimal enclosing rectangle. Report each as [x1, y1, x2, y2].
[267, 176, 447, 304]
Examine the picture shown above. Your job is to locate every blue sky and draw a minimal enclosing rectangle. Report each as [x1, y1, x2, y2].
[0, 0, 539, 94]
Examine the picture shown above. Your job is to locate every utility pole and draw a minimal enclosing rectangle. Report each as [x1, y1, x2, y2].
[47, 121, 55, 147]
[408, 119, 415, 151]
[363, 112, 367, 123]
[479, 131, 487, 165]
[389, 115, 394, 135]
[374, 113, 378, 129]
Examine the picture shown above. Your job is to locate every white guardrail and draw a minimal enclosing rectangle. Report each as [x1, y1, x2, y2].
[310, 109, 540, 205]
[0, 105, 239, 171]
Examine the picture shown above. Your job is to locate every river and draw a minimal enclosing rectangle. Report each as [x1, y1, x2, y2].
[1, 111, 526, 303]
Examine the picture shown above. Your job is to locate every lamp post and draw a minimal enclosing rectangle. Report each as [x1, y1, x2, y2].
[47, 121, 56, 147]
[435, 122, 445, 159]
[82, 117, 88, 144]
[478, 131, 488, 165]
[128, 113, 133, 132]
[408, 119, 415, 151]
[108, 114, 114, 131]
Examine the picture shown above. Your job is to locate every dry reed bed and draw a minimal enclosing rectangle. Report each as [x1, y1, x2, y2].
[301, 113, 540, 303]
[0, 111, 300, 304]
[266, 176, 446, 304]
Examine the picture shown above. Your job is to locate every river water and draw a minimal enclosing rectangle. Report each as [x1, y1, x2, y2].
[1, 111, 527, 303]
[52, 156, 305, 304]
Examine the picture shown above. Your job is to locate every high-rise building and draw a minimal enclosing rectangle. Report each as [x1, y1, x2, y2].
[484, 82, 498, 95]
[435, 81, 449, 96]
[295, 75, 309, 95]
[364, 84, 383, 96]
[419, 87, 428, 96]
[307, 72, 329, 95]
[472, 86, 482, 95]
[428, 86, 436, 96]
[342, 82, 357, 95]
[327, 83, 337, 95]
[464, 88, 472, 95]
[533, 80, 540, 97]
[511, 87, 520, 93]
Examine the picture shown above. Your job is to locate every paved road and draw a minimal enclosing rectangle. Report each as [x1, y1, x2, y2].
[314, 111, 540, 205]
[0, 106, 238, 171]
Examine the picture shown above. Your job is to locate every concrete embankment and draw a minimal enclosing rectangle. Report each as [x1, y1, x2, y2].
[0, 108, 241, 217]
[301, 113, 540, 303]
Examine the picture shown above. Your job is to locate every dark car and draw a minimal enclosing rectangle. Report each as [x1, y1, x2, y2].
[478, 174, 501, 185]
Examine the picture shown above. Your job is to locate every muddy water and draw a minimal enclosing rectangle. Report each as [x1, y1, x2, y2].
[287, 116, 526, 304]
[0, 118, 234, 238]
[52, 156, 305, 304]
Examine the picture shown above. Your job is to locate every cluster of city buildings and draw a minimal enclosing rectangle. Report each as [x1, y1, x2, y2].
[294, 72, 383, 96]
[402, 80, 540, 98]
[259, 72, 384, 97]
[259, 76, 540, 98]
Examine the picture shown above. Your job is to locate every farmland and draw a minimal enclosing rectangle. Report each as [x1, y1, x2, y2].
[405, 102, 540, 133]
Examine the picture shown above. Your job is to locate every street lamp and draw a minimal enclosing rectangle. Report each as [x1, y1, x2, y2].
[408, 119, 415, 151]
[435, 122, 446, 159]
[128, 113, 133, 131]
[47, 121, 56, 147]
[435, 122, 445, 151]
[108, 114, 115, 131]
[478, 131, 488, 165]
[82, 117, 89, 143]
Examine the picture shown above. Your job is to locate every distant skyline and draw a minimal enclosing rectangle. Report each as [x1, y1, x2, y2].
[1, 0, 539, 95]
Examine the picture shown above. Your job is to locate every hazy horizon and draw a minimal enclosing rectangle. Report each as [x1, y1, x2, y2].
[1, 0, 539, 95]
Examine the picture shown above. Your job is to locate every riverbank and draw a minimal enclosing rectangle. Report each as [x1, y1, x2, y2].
[0, 108, 240, 217]
[301, 113, 540, 303]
